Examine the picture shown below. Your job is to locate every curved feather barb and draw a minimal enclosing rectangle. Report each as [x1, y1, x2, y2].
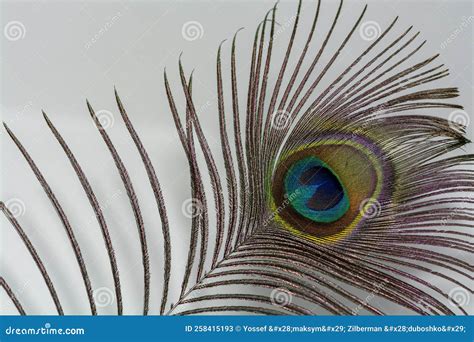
[2, 0, 473, 315]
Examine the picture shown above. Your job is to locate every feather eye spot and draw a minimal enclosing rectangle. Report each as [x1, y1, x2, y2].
[283, 157, 349, 223]
[270, 136, 391, 243]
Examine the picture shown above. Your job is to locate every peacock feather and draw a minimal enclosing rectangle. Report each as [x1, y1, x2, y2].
[1, 0, 473, 316]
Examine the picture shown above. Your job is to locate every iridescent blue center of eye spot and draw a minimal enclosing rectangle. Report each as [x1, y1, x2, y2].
[283, 157, 349, 223]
